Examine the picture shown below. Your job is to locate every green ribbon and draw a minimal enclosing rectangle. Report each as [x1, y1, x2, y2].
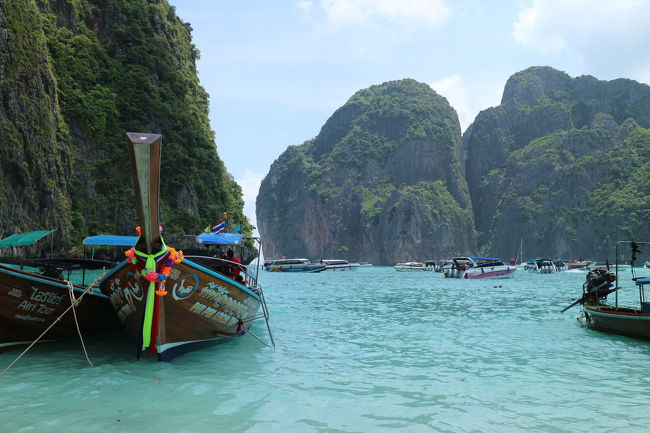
[134, 240, 168, 349]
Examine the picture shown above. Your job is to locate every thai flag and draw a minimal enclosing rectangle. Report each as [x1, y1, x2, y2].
[211, 220, 225, 233]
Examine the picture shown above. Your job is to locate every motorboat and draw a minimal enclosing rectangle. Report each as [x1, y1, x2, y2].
[585, 260, 630, 271]
[394, 262, 428, 271]
[264, 258, 325, 272]
[435, 260, 453, 273]
[444, 257, 516, 279]
[553, 260, 568, 272]
[567, 260, 590, 269]
[524, 259, 554, 273]
[319, 259, 360, 271]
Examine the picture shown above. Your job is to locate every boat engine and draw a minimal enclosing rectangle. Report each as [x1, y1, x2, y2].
[584, 269, 616, 299]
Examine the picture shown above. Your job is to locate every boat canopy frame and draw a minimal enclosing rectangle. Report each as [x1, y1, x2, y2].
[615, 240, 650, 309]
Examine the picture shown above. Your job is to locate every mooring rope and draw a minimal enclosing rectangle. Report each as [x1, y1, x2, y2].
[0, 270, 107, 377]
[67, 280, 93, 368]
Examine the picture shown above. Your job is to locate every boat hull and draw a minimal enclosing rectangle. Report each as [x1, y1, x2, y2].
[322, 264, 359, 271]
[445, 266, 516, 279]
[395, 268, 428, 272]
[266, 264, 325, 272]
[464, 267, 516, 279]
[100, 259, 261, 361]
[583, 305, 650, 340]
[0, 264, 121, 348]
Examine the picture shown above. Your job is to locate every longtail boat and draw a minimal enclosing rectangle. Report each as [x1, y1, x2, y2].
[99, 133, 271, 361]
[563, 241, 650, 340]
[0, 230, 121, 349]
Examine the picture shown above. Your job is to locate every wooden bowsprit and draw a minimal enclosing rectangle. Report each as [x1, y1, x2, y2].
[100, 133, 270, 361]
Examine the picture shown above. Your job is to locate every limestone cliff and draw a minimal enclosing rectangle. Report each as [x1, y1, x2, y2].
[463, 66, 650, 259]
[0, 0, 248, 256]
[0, 0, 72, 248]
[257, 79, 475, 265]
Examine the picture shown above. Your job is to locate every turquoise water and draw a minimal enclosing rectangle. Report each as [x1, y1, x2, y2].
[3, 267, 650, 432]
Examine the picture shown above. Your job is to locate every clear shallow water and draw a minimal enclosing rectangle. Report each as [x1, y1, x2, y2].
[3, 267, 650, 433]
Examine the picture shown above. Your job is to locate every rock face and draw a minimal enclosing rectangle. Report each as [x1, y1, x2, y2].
[259, 68, 650, 262]
[0, 0, 72, 248]
[257, 79, 475, 265]
[0, 0, 248, 257]
[463, 66, 650, 259]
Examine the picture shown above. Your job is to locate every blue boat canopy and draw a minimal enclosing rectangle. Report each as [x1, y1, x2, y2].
[469, 256, 501, 261]
[196, 232, 242, 245]
[0, 229, 55, 248]
[83, 235, 138, 246]
[636, 277, 650, 285]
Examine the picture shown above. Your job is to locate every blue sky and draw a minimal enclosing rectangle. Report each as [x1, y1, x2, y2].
[168, 0, 650, 225]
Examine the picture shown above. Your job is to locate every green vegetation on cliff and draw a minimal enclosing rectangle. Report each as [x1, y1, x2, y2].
[0, 0, 73, 243]
[0, 0, 249, 250]
[464, 66, 650, 258]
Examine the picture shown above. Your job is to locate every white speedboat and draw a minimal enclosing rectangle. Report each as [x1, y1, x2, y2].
[320, 259, 360, 271]
[524, 259, 554, 273]
[394, 262, 428, 271]
[436, 260, 453, 273]
[553, 260, 568, 272]
[444, 257, 516, 279]
[264, 258, 326, 272]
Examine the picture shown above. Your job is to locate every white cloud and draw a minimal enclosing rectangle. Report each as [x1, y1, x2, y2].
[429, 74, 469, 127]
[297, 0, 314, 13]
[236, 169, 264, 230]
[512, 0, 650, 82]
[306, 0, 452, 29]
[429, 74, 502, 132]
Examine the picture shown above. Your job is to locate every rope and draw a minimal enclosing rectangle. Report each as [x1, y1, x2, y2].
[0, 270, 107, 376]
[67, 281, 93, 368]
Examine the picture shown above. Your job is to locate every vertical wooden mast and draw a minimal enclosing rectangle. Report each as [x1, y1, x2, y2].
[126, 132, 163, 254]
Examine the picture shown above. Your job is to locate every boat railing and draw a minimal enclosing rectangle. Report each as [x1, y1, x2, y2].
[183, 255, 250, 284]
[240, 284, 275, 347]
[22, 257, 117, 287]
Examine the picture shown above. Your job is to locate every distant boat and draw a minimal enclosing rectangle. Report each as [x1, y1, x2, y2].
[444, 257, 516, 279]
[318, 259, 360, 271]
[524, 259, 554, 273]
[394, 262, 428, 271]
[586, 260, 626, 271]
[644, 261, 650, 269]
[435, 259, 453, 273]
[567, 260, 590, 269]
[358, 262, 373, 267]
[0, 230, 121, 349]
[99, 133, 271, 361]
[553, 260, 568, 272]
[264, 258, 325, 273]
[585, 260, 634, 271]
[564, 241, 650, 340]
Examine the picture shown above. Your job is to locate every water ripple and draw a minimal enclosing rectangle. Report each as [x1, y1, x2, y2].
[3, 268, 650, 432]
